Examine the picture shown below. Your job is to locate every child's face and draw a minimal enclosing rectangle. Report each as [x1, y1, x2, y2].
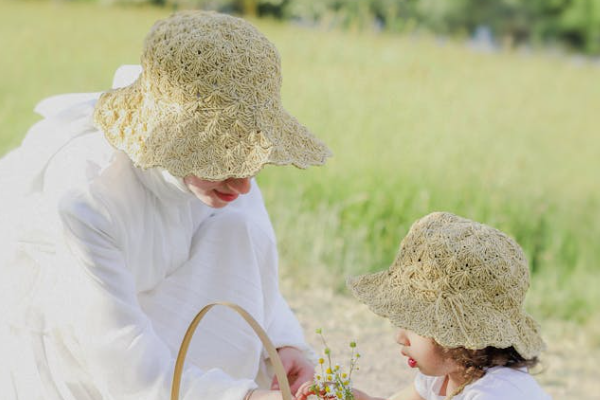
[395, 328, 459, 377]
[183, 175, 252, 208]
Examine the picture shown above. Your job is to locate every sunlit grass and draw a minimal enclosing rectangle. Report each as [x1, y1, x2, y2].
[1, 1, 599, 326]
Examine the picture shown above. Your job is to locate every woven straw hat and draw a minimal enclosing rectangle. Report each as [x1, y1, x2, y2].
[347, 212, 545, 359]
[94, 11, 331, 180]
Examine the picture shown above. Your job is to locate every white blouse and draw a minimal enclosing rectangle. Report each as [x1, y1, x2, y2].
[0, 66, 311, 400]
[414, 367, 552, 399]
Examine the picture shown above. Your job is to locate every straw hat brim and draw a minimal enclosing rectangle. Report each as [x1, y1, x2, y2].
[94, 80, 332, 180]
[347, 269, 545, 359]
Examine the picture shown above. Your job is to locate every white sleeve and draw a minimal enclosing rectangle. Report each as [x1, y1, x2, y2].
[266, 293, 313, 356]
[460, 368, 554, 400]
[232, 181, 314, 359]
[58, 191, 256, 400]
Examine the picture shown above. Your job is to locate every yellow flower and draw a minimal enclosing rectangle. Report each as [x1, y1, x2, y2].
[341, 373, 347, 378]
[319, 358, 325, 364]
[326, 367, 332, 374]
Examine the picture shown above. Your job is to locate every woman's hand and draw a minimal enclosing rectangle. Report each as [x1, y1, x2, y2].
[271, 346, 315, 393]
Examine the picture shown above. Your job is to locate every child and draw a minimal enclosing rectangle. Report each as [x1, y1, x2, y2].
[296, 212, 551, 399]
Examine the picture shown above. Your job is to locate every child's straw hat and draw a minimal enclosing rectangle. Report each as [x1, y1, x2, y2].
[94, 11, 331, 180]
[348, 212, 545, 359]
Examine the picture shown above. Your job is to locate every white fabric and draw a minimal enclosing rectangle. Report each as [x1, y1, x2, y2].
[414, 367, 552, 400]
[111, 64, 142, 89]
[0, 66, 312, 400]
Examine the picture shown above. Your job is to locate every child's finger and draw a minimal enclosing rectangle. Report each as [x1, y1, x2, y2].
[294, 392, 309, 400]
[294, 381, 315, 399]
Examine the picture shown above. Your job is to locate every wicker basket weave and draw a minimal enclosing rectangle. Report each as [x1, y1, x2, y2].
[171, 302, 292, 400]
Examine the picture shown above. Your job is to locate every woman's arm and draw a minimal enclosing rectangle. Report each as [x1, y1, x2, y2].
[58, 192, 256, 400]
[229, 181, 316, 392]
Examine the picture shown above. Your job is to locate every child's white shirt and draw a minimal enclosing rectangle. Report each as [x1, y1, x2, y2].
[414, 366, 552, 399]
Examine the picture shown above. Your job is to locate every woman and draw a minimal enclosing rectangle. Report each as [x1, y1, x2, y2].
[0, 11, 331, 400]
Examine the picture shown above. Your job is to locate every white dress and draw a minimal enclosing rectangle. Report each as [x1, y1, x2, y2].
[414, 367, 552, 399]
[0, 66, 311, 400]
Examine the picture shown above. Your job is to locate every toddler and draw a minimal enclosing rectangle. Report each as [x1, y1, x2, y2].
[297, 212, 551, 399]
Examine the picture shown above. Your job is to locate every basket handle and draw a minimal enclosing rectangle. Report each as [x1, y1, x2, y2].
[171, 301, 293, 400]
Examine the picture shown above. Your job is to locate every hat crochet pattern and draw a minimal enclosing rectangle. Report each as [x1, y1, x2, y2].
[94, 11, 331, 180]
[348, 212, 545, 359]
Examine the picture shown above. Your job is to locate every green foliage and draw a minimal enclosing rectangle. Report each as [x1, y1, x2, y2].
[35, 0, 600, 53]
[169, 0, 600, 54]
[558, 0, 600, 54]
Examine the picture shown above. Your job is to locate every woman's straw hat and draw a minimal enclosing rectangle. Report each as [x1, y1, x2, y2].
[348, 212, 545, 359]
[94, 11, 331, 180]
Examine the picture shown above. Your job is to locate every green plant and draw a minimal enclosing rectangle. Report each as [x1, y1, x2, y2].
[310, 329, 359, 400]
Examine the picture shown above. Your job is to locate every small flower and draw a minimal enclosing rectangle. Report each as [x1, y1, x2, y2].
[311, 330, 359, 400]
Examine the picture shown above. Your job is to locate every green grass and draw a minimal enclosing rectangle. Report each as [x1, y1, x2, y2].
[1, 1, 599, 327]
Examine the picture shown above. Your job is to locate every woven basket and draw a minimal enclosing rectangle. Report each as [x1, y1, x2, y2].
[171, 301, 293, 400]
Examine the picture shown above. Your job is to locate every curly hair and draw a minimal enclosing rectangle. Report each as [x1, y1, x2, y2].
[437, 343, 540, 383]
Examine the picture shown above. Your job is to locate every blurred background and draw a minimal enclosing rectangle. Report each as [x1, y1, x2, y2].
[1, 0, 599, 397]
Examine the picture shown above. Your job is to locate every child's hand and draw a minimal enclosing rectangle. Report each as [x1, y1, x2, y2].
[294, 381, 338, 400]
[294, 380, 317, 400]
[294, 380, 383, 400]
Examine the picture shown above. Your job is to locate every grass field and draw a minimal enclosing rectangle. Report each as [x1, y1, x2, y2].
[1, 1, 599, 333]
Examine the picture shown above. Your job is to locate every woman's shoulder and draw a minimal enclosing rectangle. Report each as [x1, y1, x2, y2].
[56, 152, 153, 250]
[463, 367, 552, 400]
[57, 152, 145, 216]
